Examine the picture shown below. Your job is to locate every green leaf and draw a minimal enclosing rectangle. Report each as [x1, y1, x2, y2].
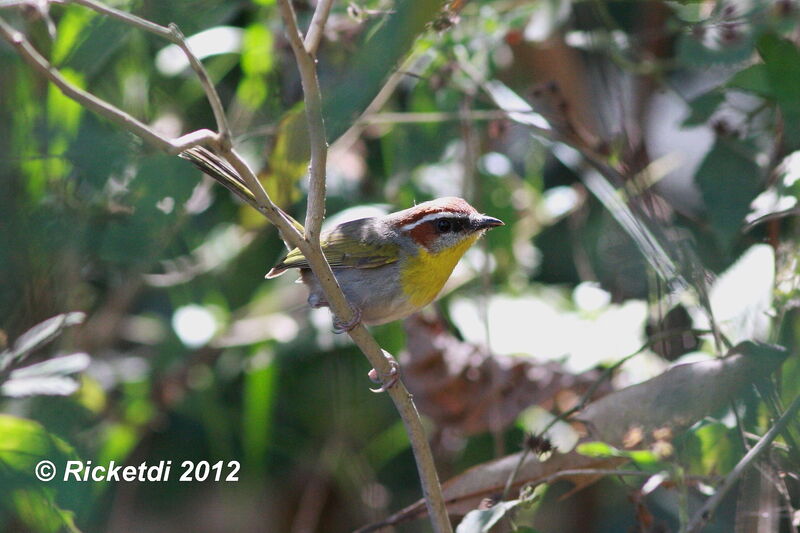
[96, 423, 139, 467]
[627, 449, 659, 465]
[756, 33, 800, 147]
[241, 24, 274, 75]
[695, 138, 761, 249]
[98, 154, 198, 264]
[236, 23, 275, 110]
[52, 8, 96, 65]
[10, 490, 81, 533]
[268, 107, 310, 206]
[68, 114, 134, 191]
[576, 442, 658, 465]
[727, 64, 771, 97]
[324, 0, 444, 141]
[0, 415, 84, 532]
[242, 352, 278, 473]
[0, 415, 76, 474]
[691, 422, 738, 475]
[575, 441, 617, 457]
[682, 92, 725, 127]
[757, 33, 800, 112]
[676, 26, 756, 67]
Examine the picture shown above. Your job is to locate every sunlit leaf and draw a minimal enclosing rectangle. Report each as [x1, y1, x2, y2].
[576, 441, 616, 457]
[2, 353, 90, 398]
[641, 471, 669, 496]
[96, 423, 139, 467]
[577, 342, 787, 445]
[242, 351, 277, 473]
[0, 415, 82, 533]
[10, 490, 80, 533]
[1, 313, 86, 370]
[8, 353, 90, 379]
[456, 499, 523, 533]
[2, 376, 81, 398]
[688, 422, 738, 475]
[52, 8, 97, 65]
[235, 23, 275, 110]
[0, 415, 76, 473]
[156, 26, 243, 76]
[241, 24, 274, 75]
[266, 107, 309, 206]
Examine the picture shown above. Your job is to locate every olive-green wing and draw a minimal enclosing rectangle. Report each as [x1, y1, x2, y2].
[265, 219, 399, 278]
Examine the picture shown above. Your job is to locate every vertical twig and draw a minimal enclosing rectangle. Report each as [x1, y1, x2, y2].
[275, 1, 453, 531]
[304, 0, 334, 56]
[683, 393, 800, 533]
[276, 0, 327, 243]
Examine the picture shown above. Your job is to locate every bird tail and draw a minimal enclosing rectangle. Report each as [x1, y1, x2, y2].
[180, 146, 303, 249]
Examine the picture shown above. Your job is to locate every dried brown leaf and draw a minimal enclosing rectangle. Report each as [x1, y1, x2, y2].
[401, 314, 606, 435]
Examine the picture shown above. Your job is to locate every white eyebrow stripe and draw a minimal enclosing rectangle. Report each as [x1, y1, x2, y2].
[399, 212, 469, 231]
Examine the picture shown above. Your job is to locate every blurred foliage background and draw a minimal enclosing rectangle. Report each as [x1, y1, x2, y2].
[2, 0, 800, 531]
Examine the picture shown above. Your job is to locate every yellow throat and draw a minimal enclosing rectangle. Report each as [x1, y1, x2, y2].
[400, 235, 480, 307]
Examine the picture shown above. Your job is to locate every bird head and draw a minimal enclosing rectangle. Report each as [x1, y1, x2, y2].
[388, 197, 504, 254]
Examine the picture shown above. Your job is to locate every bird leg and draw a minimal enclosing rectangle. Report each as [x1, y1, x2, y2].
[332, 303, 362, 334]
[368, 351, 400, 393]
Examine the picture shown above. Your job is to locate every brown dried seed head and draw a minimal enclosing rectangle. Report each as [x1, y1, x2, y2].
[623, 426, 645, 449]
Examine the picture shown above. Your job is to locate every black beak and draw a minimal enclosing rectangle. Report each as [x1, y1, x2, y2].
[474, 215, 504, 230]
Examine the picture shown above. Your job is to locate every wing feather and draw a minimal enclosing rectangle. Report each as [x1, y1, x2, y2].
[266, 218, 399, 277]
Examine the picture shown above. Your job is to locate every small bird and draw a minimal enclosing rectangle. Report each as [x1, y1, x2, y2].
[179, 148, 503, 330]
[180, 148, 503, 391]
[266, 197, 504, 331]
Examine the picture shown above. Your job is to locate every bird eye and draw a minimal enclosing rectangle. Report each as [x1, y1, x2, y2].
[436, 219, 452, 233]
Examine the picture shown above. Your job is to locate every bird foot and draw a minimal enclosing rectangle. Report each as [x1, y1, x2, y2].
[332, 304, 362, 334]
[368, 352, 400, 393]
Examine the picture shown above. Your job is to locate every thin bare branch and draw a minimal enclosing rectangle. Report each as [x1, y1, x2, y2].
[684, 393, 800, 533]
[66, 0, 231, 145]
[0, 16, 175, 152]
[64, 0, 169, 35]
[304, 0, 334, 56]
[224, 148, 305, 245]
[276, 1, 452, 531]
[359, 109, 509, 125]
[276, 0, 327, 243]
[167, 23, 232, 148]
[0, 0, 35, 7]
[331, 49, 424, 154]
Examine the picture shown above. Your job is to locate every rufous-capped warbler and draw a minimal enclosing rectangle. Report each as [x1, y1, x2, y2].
[181, 147, 503, 331]
[266, 196, 503, 330]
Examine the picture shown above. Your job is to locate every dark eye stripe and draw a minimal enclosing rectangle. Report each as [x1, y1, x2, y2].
[434, 217, 468, 233]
